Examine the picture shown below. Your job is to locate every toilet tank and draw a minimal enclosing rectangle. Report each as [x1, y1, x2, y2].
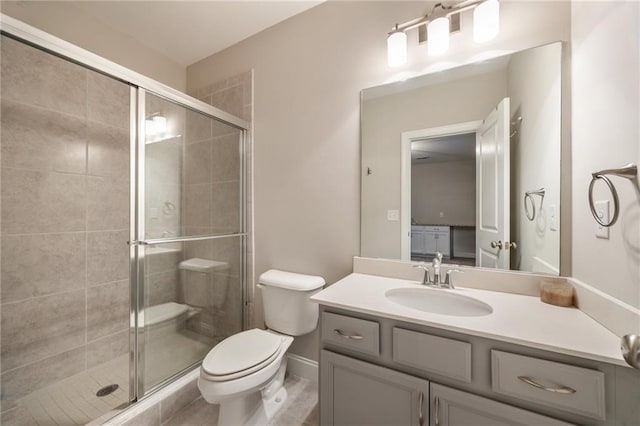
[259, 269, 325, 336]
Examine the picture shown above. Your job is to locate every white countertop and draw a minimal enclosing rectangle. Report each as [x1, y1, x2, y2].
[311, 273, 626, 367]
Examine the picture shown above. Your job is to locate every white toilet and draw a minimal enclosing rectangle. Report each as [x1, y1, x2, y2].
[198, 269, 325, 425]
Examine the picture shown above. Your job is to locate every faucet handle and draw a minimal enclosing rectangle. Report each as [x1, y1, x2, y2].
[412, 264, 431, 285]
[442, 269, 463, 288]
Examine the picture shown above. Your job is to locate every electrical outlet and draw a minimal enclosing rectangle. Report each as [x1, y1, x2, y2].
[594, 200, 609, 239]
[549, 205, 557, 231]
[387, 209, 400, 221]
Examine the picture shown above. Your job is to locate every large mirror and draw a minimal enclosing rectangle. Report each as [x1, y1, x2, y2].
[361, 42, 562, 275]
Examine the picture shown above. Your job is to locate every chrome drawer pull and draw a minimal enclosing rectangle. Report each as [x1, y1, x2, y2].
[333, 329, 364, 340]
[418, 391, 424, 426]
[518, 376, 576, 394]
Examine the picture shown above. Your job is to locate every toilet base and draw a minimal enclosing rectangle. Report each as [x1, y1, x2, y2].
[216, 358, 288, 425]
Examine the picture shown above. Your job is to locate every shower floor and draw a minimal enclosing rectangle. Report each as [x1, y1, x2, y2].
[9, 331, 215, 426]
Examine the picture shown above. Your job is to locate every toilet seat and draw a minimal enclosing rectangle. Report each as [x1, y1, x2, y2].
[202, 329, 283, 382]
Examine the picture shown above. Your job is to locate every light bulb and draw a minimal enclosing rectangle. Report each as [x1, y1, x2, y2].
[387, 30, 407, 67]
[427, 17, 450, 56]
[152, 115, 167, 134]
[145, 119, 157, 136]
[474, 0, 500, 43]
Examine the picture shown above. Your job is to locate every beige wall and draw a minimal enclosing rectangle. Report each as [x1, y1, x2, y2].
[571, 1, 640, 309]
[411, 160, 476, 226]
[508, 43, 562, 275]
[187, 1, 571, 360]
[361, 69, 507, 258]
[1, 1, 186, 90]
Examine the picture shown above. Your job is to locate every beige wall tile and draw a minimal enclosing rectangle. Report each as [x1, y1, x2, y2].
[146, 248, 182, 274]
[184, 140, 212, 184]
[0, 37, 86, 117]
[87, 280, 129, 341]
[1, 289, 85, 372]
[147, 270, 179, 307]
[87, 122, 130, 177]
[185, 109, 211, 144]
[1, 100, 87, 174]
[0, 347, 85, 409]
[1, 233, 86, 303]
[184, 183, 212, 228]
[209, 85, 243, 118]
[1, 168, 86, 234]
[87, 230, 129, 286]
[87, 72, 130, 129]
[86, 330, 129, 368]
[211, 135, 240, 182]
[211, 181, 240, 233]
[211, 119, 239, 139]
[87, 175, 129, 231]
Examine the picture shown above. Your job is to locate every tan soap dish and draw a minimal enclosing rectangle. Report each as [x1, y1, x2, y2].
[540, 279, 574, 307]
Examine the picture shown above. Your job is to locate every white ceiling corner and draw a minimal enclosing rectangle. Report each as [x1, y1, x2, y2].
[72, 1, 323, 66]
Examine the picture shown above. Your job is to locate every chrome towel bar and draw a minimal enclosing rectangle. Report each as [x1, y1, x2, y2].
[524, 188, 545, 221]
[588, 163, 637, 227]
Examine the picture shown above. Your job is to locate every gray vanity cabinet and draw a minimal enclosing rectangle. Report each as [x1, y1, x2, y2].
[429, 383, 572, 426]
[321, 350, 429, 426]
[318, 306, 640, 425]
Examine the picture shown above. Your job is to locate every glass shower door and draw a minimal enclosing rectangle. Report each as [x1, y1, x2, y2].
[135, 90, 245, 394]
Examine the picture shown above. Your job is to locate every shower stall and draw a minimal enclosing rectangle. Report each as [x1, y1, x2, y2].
[0, 17, 248, 425]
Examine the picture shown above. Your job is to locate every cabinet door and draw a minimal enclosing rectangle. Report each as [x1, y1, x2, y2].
[411, 231, 425, 254]
[321, 350, 429, 426]
[424, 233, 438, 255]
[430, 383, 573, 426]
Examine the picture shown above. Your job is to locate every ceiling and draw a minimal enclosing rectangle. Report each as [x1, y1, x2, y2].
[411, 133, 476, 164]
[72, 1, 323, 66]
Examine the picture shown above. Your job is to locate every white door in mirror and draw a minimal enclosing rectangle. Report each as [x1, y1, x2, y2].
[476, 98, 510, 269]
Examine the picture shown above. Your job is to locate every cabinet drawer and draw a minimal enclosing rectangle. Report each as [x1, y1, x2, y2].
[491, 350, 606, 420]
[393, 328, 471, 382]
[321, 312, 380, 357]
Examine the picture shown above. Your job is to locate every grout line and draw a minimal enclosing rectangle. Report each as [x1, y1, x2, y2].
[0, 229, 129, 238]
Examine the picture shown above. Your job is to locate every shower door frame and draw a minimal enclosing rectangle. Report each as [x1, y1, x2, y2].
[131, 88, 249, 400]
[1, 13, 251, 406]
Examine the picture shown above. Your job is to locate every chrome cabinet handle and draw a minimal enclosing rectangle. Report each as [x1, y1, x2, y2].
[490, 240, 503, 249]
[434, 396, 440, 426]
[517, 376, 576, 394]
[418, 391, 424, 426]
[333, 329, 364, 340]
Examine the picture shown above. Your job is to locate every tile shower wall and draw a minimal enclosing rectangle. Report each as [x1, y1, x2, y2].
[187, 70, 253, 332]
[0, 37, 130, 411]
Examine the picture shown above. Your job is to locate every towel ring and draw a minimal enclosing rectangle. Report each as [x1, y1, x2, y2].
[588, 163, 637, 227]
[524, 188, 545, 221]
[588, 175, 619, 227]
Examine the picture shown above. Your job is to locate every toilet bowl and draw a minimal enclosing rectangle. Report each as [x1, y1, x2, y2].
[198, 269, 325, 425]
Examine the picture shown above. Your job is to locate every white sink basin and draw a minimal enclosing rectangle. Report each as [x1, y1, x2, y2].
[385, 287, 493, 317]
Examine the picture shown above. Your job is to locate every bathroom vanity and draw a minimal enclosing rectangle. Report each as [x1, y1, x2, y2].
[311, 272, 640, 426]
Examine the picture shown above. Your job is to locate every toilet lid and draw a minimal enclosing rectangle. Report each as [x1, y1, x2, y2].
[202, 329, 283, 378]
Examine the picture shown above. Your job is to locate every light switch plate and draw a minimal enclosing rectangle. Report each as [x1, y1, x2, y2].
[387, 209, 400, 221]
[594, 200, 609, 239]
[549, 204, 557, 231]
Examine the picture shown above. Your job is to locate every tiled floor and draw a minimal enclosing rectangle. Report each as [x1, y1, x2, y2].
[161, 375, 318, 426]
[2, 331, 216, 426]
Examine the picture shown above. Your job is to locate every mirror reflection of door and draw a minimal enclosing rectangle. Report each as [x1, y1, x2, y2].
[477, 97, 510, 269]
[401, 122, 481, 265]
[402, 98, 511, 269]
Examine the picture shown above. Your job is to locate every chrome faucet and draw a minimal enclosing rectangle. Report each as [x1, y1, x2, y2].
[432, 252, 443, 285]
[413, 264, 431, 286]
[441, 269, 463, 289]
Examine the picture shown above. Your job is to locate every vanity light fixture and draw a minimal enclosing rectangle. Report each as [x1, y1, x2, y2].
[386, 0, 500, 66]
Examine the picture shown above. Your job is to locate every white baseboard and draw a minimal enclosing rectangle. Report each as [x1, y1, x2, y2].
[286, 354, 318, 383]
